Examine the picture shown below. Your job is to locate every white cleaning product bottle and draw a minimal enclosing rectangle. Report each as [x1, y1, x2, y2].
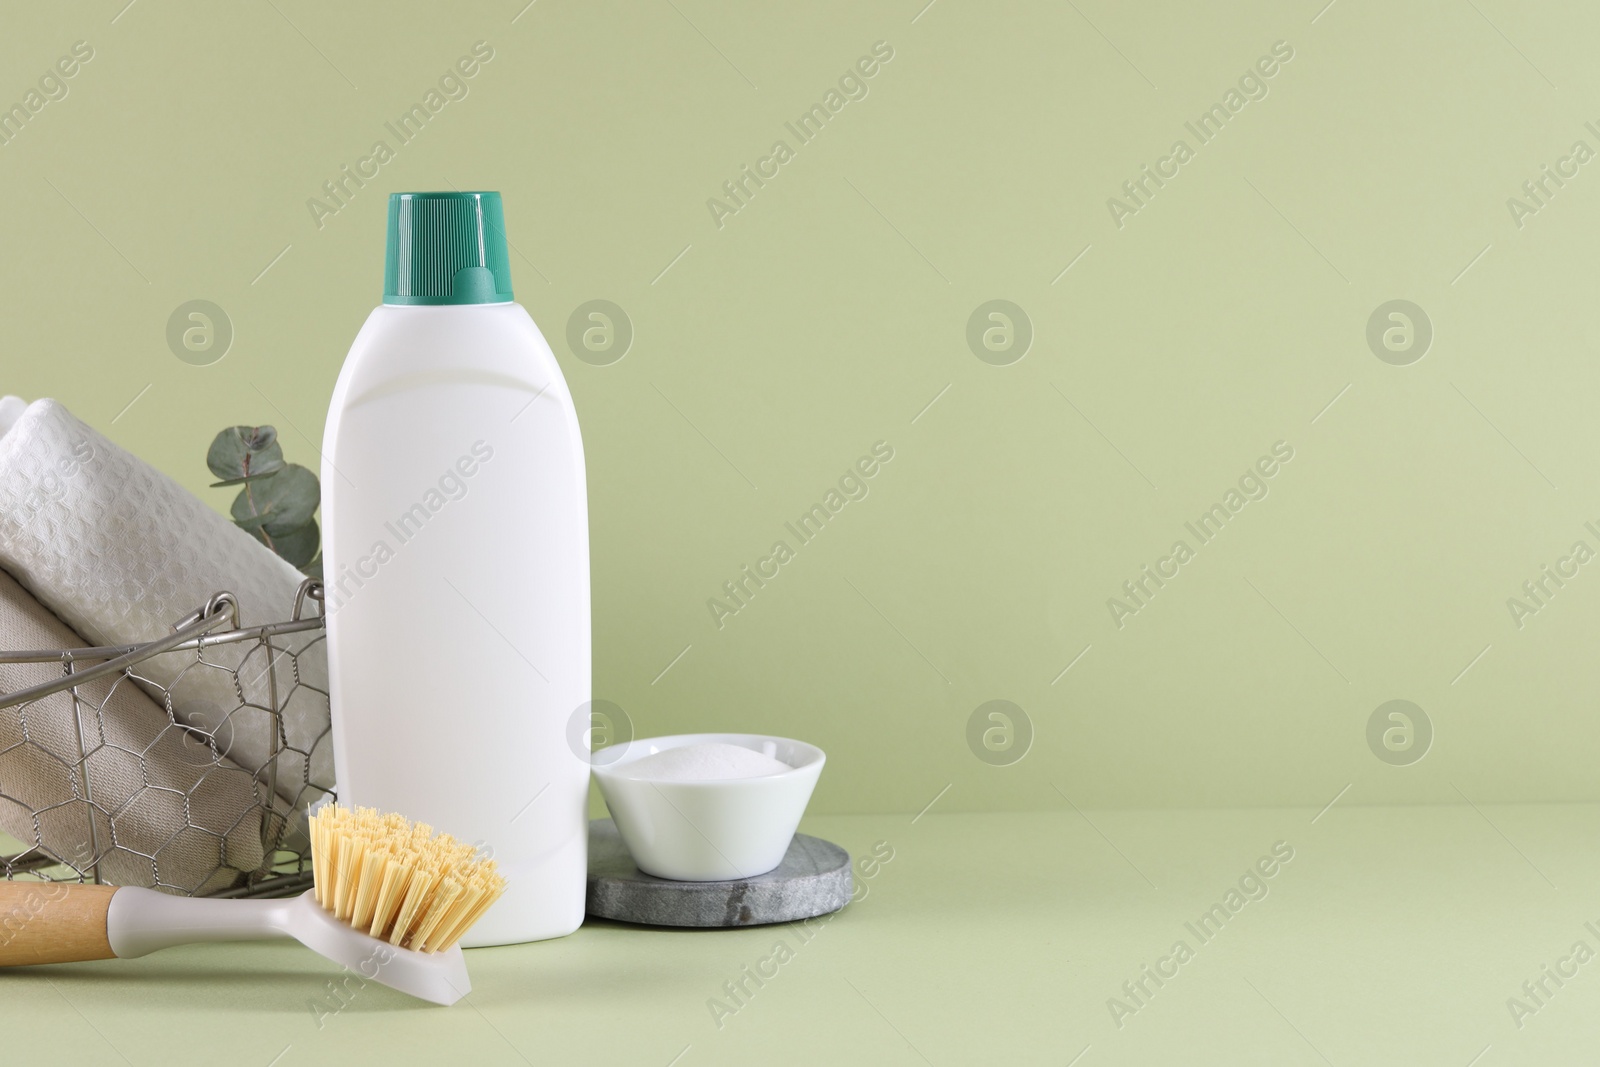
[321, 191, 589, 946]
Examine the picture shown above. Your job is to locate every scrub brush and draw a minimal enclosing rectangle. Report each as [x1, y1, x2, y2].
[0, 804, 506, 1005]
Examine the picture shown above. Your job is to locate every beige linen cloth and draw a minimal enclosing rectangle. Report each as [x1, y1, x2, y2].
[0, 568, 266, 893]
[0, 398, 333, 811]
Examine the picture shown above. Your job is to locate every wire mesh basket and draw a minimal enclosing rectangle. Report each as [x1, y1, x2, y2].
[0, 579, 333, 899]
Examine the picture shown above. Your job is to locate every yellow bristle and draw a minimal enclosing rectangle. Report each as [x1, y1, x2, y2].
[309, 804, 507, 953]
[350, 847, 387, 931]
[408, 878, 463, 953]
[430, 876, 493, 951]
[334, 835, 360, 921]
[310, 819, 328, 908]
[367, 855, 409, 939]
[389, 865, 440, 948]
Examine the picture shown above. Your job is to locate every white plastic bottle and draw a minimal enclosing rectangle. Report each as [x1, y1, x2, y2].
[321, 191, 589, 946]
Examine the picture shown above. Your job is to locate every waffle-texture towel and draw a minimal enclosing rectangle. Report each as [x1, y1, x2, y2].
[0, 569, 267, 893]
[0, 398, 333, 808]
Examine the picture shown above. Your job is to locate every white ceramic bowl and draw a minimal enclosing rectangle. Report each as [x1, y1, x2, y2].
[591, 732, 825, 881]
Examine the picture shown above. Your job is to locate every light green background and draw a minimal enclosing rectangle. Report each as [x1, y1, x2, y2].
[2, 0, 1596, 818]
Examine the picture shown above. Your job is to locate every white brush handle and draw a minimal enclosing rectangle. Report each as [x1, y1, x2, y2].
[0, 883, 299, 967]
[106, 887, 294, 958]
[0, 884, 474, 1005]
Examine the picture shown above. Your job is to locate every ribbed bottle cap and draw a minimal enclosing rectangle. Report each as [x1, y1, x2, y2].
[383, 191, 514, 305]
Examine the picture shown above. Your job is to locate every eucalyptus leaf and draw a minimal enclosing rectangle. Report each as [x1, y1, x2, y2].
[230, 463, 319, 536]
[261, 518, 320, 569]
[209, 423, 321, 574]
[207, 426, 284, 483]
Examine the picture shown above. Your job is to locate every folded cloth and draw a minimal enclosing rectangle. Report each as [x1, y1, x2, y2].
[0, 398, 333, 810]
[0, 568, 267, 893]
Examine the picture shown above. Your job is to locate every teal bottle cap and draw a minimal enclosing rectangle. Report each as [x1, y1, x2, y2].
[383, 191, 514, 305]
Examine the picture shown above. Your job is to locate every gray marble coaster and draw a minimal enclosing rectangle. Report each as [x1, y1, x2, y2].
[586, 818, 852, 928]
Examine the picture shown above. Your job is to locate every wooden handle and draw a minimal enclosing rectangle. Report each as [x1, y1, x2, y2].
[0, 883, 118, 966]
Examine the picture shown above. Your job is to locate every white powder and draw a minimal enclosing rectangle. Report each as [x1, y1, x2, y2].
[624, 742, 792, 781]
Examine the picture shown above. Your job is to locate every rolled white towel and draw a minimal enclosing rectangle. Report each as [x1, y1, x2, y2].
[0, 397, 333, 810]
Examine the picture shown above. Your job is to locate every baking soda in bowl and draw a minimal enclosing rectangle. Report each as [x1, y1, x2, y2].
[591, 734, 825, 880]
[625, 742, 791, 781]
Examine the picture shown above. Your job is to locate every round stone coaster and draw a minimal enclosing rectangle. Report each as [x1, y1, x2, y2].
[586, 818, 852, 928]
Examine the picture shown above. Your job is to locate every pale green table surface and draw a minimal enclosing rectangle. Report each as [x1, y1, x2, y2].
[4, 806, 1597, 1065]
